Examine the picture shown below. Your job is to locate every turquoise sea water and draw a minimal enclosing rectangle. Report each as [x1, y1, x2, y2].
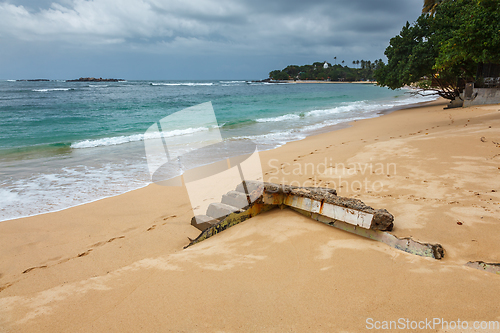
[0, 80, 436, 221]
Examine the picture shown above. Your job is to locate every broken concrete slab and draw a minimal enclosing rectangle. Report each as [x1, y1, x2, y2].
[243, 181, 393, 231]
[186, 181, 442, 260]
[187, 203, 276, 246]
[293, 207, 444, 259]
[235, 180, 266, 194]
[206, 202, 243, 219]
[191, 215, 218, 232]
[221, 191, 251, 208]
[319, 202, 374, 229]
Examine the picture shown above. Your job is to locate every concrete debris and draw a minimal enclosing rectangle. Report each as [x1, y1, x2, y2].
[465, 261, 500, 275]
[185, 181, 444, 260]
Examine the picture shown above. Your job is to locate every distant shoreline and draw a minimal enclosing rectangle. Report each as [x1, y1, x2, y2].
[280, 80, 377, 84]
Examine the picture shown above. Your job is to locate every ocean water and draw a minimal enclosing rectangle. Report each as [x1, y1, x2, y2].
[0, 80, 436, 221]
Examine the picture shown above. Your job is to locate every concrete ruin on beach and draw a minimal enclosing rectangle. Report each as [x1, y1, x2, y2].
[188, 181, 445, 260]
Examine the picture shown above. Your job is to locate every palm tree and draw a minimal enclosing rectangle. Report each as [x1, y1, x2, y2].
[334, 56, 337, 65]
[377, 59, 383, 70]
[422, 0, 444, 15]
[352, 60, 356, 68]
[356, 60, 360, 68]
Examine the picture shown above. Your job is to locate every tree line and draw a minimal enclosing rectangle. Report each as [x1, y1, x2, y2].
[374, 0, 500, 100]
[269, 60, 384, 82]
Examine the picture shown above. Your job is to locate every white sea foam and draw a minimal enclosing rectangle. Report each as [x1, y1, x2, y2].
[33, 88, 72, 92]
[0, 162, 150, 222]
[71, 126, 210, 149]
[255, 100, 389, 123]
[256, 114, 302, 122]
[235, 93, 437, 146]
[0, 188, 20, 206]
[305, 101, 375, 117]
[231, 115, 375, 150]
[234, 117, 359, 144]
[150, 82, 213, 86]
[306, 93, 436, 118]
[232, 129, 304, 145]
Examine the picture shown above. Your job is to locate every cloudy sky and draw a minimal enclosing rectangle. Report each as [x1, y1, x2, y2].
[0, 0, 423, 80]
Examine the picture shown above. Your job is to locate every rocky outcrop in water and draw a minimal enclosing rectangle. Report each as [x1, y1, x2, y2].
[66, 77, 125, 82]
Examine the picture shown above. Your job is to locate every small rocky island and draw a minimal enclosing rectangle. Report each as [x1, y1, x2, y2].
[66, 77, 125, 82]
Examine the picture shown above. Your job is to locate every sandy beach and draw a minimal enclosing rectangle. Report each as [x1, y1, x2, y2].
[1, 99, 500, 332]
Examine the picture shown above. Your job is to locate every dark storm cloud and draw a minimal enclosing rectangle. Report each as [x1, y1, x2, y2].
[0, 0, 423, 79]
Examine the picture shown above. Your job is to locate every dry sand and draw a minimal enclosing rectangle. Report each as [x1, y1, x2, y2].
[1, 99, 500, 332]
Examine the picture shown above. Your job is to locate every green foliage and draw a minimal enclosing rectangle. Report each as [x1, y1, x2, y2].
[375, 0, 500, 100]
[374, 16, 437, 90]
[434, 0, 500, 70]
[268, 60, 382, 82]
[269, 70, 290, 80]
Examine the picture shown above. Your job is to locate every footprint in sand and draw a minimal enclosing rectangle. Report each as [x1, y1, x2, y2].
[0, 282, 13, 292]
[107, 236, 125, 243]
[22, 265, 47, 274]
[91, 236, 125, 248]
[77, 249, 92, 257]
